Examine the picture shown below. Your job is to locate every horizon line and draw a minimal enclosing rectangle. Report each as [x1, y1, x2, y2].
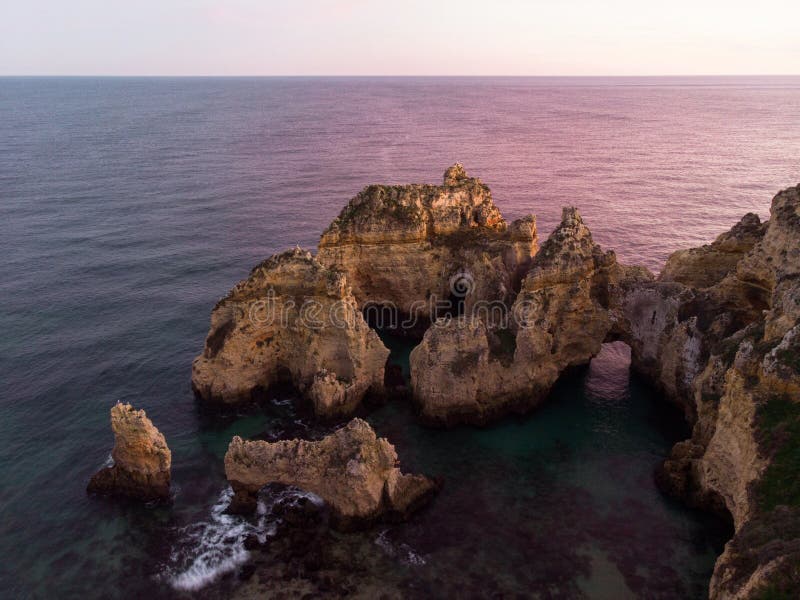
[2, 73, 800, 78]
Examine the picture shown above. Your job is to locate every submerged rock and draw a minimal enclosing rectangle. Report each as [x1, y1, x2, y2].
[87, 403, 171, 502]
[224, 418, 437, 530]
[192, 248, 389, 417]
[316, 164, 537, 326]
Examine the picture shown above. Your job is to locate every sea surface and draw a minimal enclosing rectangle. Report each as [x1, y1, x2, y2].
[1, 76, 799, 598]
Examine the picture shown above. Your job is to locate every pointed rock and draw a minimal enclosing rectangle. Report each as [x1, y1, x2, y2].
[87, 403, 171, 502]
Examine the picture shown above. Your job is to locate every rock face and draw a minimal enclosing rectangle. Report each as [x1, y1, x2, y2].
[659, 213, 766, 289]
[621, 185, 800, 598]
[317, 164, 537, 328]
[409, 187, 800, 596]
[192, 248, 389, 417]
[224, 418, 437, 530]
[410, 207, 647, 426]
[192, 166, 800, 596]
[87, 403, 171, 502]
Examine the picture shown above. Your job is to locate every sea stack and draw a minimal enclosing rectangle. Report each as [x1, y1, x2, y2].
[87, 403, 171, 502]
[224, 418, 437, 530]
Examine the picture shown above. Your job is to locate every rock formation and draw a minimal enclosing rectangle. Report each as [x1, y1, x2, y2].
[224, 418, 437, 530]
[191, 165, 800, 597]
[192, 248, 389, 417]
[410, 186, 800, 595]
[87, 403, 171, 502]
[410, 207, 648, 426]
[659, 212, 766, 289]
[627, 185, 800, 598]
[316, 164, 537, 329]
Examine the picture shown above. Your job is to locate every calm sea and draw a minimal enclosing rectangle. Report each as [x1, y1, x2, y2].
[1, 76, 798, 598]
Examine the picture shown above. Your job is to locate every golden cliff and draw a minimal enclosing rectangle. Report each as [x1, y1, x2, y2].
[409, 207, 648, 425]
[224, 418, 437, 530]
[409, 185, 800, 596]
[189, 168, 799, 597]
[317, 164, 537, 325]
[191, 248, 389, 417]
[635, 186, 800, 598]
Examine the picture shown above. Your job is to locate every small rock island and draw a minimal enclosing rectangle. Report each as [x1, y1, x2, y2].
[224, 418, 437, 530]
[88, 403, 171, 502]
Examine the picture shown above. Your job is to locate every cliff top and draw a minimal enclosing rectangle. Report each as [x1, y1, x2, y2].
[319, 164, 508, 243]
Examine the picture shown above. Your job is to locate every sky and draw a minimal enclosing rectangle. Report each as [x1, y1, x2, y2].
[1, 0, 799, 76]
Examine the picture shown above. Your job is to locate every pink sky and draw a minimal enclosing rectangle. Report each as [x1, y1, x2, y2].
[1, 0, 799, 75]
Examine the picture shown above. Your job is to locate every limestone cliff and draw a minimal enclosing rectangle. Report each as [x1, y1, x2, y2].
[659, 213, 766, 289]
[410, 207, 648, 426]
[409, 187, 800, 596]
[316, 164, 537, 326]
[190, 167, 800, 597]
[87, 403, 171, 502]
[629, 185, 800, 598]
[224, 418, 437, 530]
[192, 248, 389, 418]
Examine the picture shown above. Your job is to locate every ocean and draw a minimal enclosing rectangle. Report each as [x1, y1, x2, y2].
[1, 76, 798, 598]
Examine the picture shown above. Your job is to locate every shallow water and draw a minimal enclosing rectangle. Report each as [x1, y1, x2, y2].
[1, 76, 798, 597]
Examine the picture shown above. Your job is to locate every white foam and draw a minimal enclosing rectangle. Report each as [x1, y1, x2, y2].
[164, 485, 325, 591]
[375, 529, 426, 566]
[165, 487, 257, 591]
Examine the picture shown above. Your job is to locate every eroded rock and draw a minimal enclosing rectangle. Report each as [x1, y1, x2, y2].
[316, 164, 537, 326]
[224, 418, 437, 530]
[622, 185, 800, 598]
[192, 248, 389, 417]
[87, 403, 171, 502]
[660, 212, 766, 289]
[410, 207, 648, 425]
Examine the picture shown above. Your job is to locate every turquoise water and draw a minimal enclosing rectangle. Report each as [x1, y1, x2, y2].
[2, 76, 795, 597]
[363, 342, 729, 598]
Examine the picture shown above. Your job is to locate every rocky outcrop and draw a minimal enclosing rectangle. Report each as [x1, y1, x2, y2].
[409, 186, 800, 596]
[192, 248, 389, 417]
[224, 418, 437, 530]
[87, 403, 171, 502]
[626, 185, 800, 598]
[191, 165, 799, 597]
[317, 164, 537, 329]
[410, 207, 648, 425]
[659, 213, 766, 289]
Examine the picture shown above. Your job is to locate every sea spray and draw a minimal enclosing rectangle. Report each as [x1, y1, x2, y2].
[165, 487, 257, 591]
[164, 485, 325, 591]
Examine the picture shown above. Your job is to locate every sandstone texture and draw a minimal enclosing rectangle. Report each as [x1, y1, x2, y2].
[224, 418, 437, 529]
[410, 207, 648, 425]
[409, 185, 800, 596]
[659, 212, 766, 289]
[87, 403, 171, 502]
[192, 248, 389, 417]
[317, 164, 537, 326]
[628, 185, 800, 598]
[191, 166, 800, 597]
